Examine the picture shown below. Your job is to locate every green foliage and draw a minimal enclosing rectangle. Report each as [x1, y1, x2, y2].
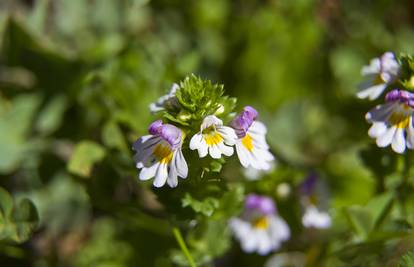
[0, 94, 41, 173]
[74, 218, 133, 267]
[163, 74, 236, 128]
[68, 141, 106, 178]
[2, 0, 414, 266]
[0, 187, 38, 243]
[182, 193, 219, 217]
[400, 250, 414, 267]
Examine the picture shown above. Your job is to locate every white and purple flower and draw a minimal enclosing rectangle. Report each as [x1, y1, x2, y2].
[229, 194, 290, 255]
[300, 173, 331, 229]
[133, 120, 188, 188]
[366, 89, 414, 154]
[149, 83, 181, 113]
[189, 115, 237, 159]
[357, 52, 400, 100]
[230, 106, 275, 170]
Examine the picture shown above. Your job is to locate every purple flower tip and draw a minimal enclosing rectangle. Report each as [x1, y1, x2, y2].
[243, 106, 258, 119]
[230, 106, 259, 138]
[160, 124, 182, 149]
[300, 172, 318, 196]
[245, 194, 276, 215]
[148, 120, 182, 149]
[148, 120, 163, 135]
[385, 89, 414, 108]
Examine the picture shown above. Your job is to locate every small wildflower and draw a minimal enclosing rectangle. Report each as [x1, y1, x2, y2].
[366, 89, 414, 153]
[230, 106, 275, 170]
[302, 205, 331, 229]
[133, 120, 188, 188]
[229, 194, 290, 255]
[149, 83, 180, 113]
[189, 115, 237, 159]
[300, 173, 331, 229]
[357, 52, 400, 100]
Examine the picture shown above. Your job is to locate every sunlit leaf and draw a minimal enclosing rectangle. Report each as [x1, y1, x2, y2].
[68, 141, 106, 178]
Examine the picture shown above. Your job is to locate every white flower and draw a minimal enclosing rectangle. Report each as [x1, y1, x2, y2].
[189, 115, 237, 159]
[149, 83, 180, 113]
[357, 52, 400, 100]
[133, 120, 188, 188]
[229, 194, 290, 255]
[302, 205, 331, 229]
[231, 106, 275, 170]
[366, 90, 414, 154]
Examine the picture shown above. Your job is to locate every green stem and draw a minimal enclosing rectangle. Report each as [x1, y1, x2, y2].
[172, 227, 196, 267]
[399, 153, 411, 217]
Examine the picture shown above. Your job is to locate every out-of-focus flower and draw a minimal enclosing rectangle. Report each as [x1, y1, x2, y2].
[133, 120, 188, 188]
[302, 205, 331, 229]
[230, 106, 275, 170]
[366, 89, 414, 154]
[300, 173, 331, 229]
[149, 83, 180, 113]
[229, 194, 290, 255]
[190, 115, 237, 159]
[357, 52, 400, 100]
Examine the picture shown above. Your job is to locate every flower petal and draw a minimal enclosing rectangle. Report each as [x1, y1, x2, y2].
[190, 133, 202, 150]
[153, 163, 168, 187]
[357, 83, 387, 100]
[407, 118, 414, 149]
[366, 102, 395, 122]
[139, 163, 159, 181]
[167, 168, 178, 188]
[218, 142, 234, 157]
[175, 149, 188, 178]
[368, 122, 387, 138]
[377, 126, 396, 147]
[209, 144, 222, 159]
[392, 127, 406, 154]
[217, 126, 237, 145]
[236, 143, 250, 168]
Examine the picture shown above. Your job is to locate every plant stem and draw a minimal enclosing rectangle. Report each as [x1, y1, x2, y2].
[172, 227, 197, 267]
[399, 153, 411, 217]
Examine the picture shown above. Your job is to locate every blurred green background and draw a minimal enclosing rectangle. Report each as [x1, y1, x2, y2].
[1, 0, 414, 266]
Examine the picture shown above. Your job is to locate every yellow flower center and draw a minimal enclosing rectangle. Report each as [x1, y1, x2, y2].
[153, 144, 173, 164]
[374, 74, 385, 85]
[204, 132, 223, 146]
[253, 217, 269, 229]
[241, 134, 254, 151]
[389, 112, 411, 129]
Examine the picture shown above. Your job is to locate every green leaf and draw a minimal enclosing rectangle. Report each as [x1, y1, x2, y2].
[182, 194, 219, 217]
[366, 192, 394, 230]
[0, 187, 39, 243]
[0, 187, 13, 220]
[35, 95, 67, 135]
[400, 250, 414, 267]
[344, 206, 373, 240]
[102, 120, 127, 151]
[11, 199, 39, 243]
[0, 94, 41, 173]
[68, 141, 106, 178]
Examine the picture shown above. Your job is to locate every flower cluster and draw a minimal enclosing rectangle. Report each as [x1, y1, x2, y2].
[229, 194, 290, 255]
[132, 77, 275, 188]
[358, 52, 414, 153]
[299, 173, 331, 229]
